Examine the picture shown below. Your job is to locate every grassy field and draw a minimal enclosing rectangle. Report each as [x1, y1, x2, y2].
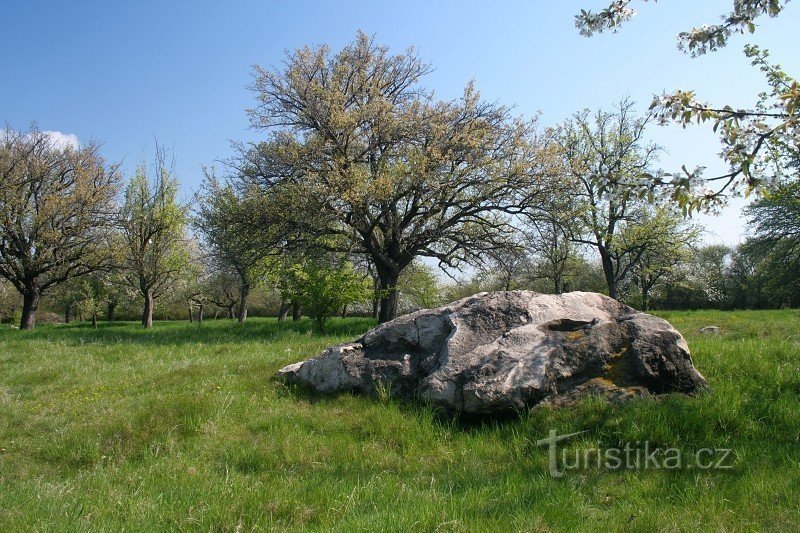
[0, 310, 798, 531]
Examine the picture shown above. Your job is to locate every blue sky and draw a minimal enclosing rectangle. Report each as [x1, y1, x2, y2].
[2, 1, 798, 244]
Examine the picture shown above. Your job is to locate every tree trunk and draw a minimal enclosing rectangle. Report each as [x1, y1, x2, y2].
[377, 267, 401, 323]
[141, 290, 154, 328]
[371, 292, 380, 320]
[278, 300, 290, 322]
[238, 283, 250, 324]
[599, 251, 618, 300]
[20, 287, 40, 330]
[107, 301, 117, 322]
[65, 303, 73, 324]
[227, 305, 235, 319]
[341, 304, 347, 319]
[198, 302, 204, 323]
[641, 284, 650, 312]
[553, 263, 564, 295]
[188, 302, 194, 323]
[292, 301, 301, 321]
[91, 310, 98, 329]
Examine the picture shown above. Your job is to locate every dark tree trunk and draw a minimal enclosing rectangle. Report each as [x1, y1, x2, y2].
[378, 289, 399, 323]
[142, 290, 154, 328]
[238, 283, 250, 324]
[188, 302, 194, 323]
[553, 264, 564, 295]
[292, 301, 301, 321]
[599, 251, 618, 300]
[20, 287, 40, 330]
[278, 300, 290, 322]
[65, 303, 73, 324]
[107, 301, 117, 322]
[376, 267, 401, 323]
[227, 305, 235, 319]
[641, 284, 650, 311]
[91, 310, 98, 329]
[341, 304, 347, 319]
[371, 291, 380, 319]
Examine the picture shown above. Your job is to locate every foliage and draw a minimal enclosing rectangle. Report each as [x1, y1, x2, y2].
[118, 147, 188, 327]
[577, 0, 790, 53]
[281, 257, 371, 332]
[626, 207, 701, 309]
[0, 127, 120, 329]
[396, 261, 442, 310]
[240, 31, 553, 322]
[740, 180, 800, 306]
[555, 99, 664, 299]
[194, 173, 279, 322]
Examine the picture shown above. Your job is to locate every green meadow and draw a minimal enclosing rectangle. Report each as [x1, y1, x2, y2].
[1, 311, 798, 531]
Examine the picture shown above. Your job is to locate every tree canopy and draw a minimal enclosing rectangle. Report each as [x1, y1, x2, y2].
[0, 127, 119, 329]
[239, 31, 554, 322]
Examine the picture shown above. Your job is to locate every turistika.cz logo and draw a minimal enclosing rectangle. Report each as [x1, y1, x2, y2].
[536, 429, 735, 478]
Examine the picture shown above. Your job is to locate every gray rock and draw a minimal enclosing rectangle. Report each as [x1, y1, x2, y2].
[700, 326, 720, 334]
[277, 291, 708, 416]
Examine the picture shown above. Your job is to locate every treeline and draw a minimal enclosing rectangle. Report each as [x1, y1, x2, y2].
[2, 33, 798, 331]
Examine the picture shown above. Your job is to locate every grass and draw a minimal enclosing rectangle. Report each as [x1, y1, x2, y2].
[0, 310, 799, 531]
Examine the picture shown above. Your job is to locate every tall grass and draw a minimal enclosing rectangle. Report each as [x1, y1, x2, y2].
[0, 311, 798, 531]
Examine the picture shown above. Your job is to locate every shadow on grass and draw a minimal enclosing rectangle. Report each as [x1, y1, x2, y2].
[0, 317, 377, 347]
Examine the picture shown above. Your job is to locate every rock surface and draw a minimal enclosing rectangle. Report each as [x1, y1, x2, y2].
[277, 291, 708, 415]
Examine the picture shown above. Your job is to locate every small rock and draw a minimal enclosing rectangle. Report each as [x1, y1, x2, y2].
[699, 326, 720, 334]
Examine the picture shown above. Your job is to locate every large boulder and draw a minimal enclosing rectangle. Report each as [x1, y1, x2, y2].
[277, 291, 707, 415]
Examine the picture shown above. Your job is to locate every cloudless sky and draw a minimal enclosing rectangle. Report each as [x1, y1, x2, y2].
[2, 1, 798, 245]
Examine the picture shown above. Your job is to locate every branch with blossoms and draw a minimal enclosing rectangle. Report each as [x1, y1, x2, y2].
[644, 46, 799, 212]
[577, 2, 797, 213]
[576, 1, 790, 55]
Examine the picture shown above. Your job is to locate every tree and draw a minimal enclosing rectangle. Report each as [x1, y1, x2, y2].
[180, 239, 210, 324]
[478, 243, 534, 292]
[0, 277, 17, 324]
[77, 274, 111, 328]
[0, 127, 119, 329]
[396, 261, 441, 310]
[556, 100, 662, 299]
[281, 255, 370, 333]
[194, 174, 276, 323]
[628, 208, 701, 310]
[206, 268, 242, 319]
[118, 148, 188, 328]
[524, 201, 581, 295]
[576, 1, 799, 210]
[241, 32, 550, 322]
[740, 180, 800, 306]
[50, 278, 86, 323]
